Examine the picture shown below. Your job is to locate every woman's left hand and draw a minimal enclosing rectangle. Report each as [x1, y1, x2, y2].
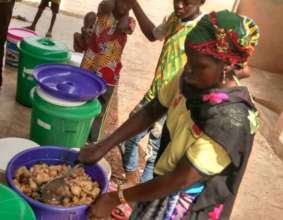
[78, 143, 107, 164]
[88, 192, 120, 219]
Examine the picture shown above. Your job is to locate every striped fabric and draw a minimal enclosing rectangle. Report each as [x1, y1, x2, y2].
[130, 191, 197, 220]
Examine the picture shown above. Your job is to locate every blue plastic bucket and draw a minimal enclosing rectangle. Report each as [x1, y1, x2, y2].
[6, 28, 37, 67]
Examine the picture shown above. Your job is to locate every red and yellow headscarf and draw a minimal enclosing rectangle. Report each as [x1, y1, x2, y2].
[186, 10, 260, 67]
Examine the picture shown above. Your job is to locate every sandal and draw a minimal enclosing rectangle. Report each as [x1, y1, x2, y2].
[108, 181, 133, 219]
[108, 181, 117, 192]
[111, 203, 132, 220]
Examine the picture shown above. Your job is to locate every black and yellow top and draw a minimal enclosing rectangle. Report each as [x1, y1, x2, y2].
[155, 72, 231, 176]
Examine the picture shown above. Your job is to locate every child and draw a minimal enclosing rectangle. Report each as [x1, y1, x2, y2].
[27, 0, 61, 37]
[80, 0, 136, 142]
[73, 12, 96, 53]
[122, 0, 206, 185]
[0, 0, 15, 87]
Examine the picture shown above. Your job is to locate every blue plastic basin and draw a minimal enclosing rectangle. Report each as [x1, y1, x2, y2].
[6, 146, 108, 220]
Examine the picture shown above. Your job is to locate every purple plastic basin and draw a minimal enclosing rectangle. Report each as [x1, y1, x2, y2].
[33, 64, 107, 102]
[6, 146, 108, 220]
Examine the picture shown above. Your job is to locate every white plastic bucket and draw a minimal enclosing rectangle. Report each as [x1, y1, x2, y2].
[35, 86, 86, 107]
[69, 52, 83, 67]
[0, 137, 39, 170]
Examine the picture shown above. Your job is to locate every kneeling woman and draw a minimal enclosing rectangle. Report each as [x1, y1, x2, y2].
[79, 10, 260, 220]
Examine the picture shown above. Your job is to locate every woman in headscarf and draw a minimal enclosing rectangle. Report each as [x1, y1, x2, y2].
[79, 10, 260, 220]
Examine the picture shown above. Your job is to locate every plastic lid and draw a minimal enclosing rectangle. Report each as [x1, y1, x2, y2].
[7, 28, 37, 41]
[36, 86, 87, 107]
[33, 64, 107, 101]
[0, 184, 36, 220]
[19, 36, 70, 61]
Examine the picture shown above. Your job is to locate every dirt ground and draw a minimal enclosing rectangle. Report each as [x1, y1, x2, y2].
[1, 1, 283, 219]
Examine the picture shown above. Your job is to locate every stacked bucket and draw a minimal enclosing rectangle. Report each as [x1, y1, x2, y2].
[6, 28, 103, 148]
[3, 28, 109, 220]
[30, 64, 106, 148]
[16, 36, 70, 107]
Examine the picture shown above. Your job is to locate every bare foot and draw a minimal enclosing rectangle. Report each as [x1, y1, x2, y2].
[25, 26, 35, 31]
[45, 31, 52, 38]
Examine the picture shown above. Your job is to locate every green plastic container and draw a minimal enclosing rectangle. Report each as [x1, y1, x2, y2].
[0, 184, 36, 220]
[16, 37, 70, 107]
[30, 90, 101, 148]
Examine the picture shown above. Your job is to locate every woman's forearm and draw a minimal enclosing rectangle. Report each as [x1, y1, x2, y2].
[99, 98, 167, 152]
[123, 157, 203, 202]
[132, 0, 156, 41]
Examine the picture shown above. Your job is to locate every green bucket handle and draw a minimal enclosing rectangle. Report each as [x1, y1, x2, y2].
[37, 38, 55, 47]
[37, 38, 70, 57]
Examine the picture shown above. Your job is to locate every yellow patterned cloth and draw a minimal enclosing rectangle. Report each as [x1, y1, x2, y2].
[144, 12, 204, 101]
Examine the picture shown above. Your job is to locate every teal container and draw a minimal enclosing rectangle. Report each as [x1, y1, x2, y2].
[30, 89, 101, 148]
[16, 37, 70, 107]
[0, 184, 36, 220]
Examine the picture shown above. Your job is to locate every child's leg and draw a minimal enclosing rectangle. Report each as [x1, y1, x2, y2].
[140, 116, 166, 182]
[28, 0, 48, 30]
[90, 86, 115, 142]
[121, 98, 150, 186]
[46, 1, 60, 37]
[0, 1, 14, 87]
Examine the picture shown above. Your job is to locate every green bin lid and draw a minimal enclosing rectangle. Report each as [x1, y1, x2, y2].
[19, 36, 70, 61]
[0, 184, 36, 220]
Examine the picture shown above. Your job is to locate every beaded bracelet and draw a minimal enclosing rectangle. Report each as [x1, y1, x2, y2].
[117, 184, 127, 204]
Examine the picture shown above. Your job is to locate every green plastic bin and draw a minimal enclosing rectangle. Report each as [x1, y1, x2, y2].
[16, 37, 70, 107]
[0, 184, 36, 220]
[30, 89, 101, 148]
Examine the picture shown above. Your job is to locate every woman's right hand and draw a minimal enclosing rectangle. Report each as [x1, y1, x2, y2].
[78, 143, 106, 164]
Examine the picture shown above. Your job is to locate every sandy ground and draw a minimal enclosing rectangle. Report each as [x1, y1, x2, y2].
[23, 0, 239, 17]
[1, 1, 283, 219]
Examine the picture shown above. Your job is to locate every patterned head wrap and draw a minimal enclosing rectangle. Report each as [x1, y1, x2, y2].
[186, 10, 260, 67]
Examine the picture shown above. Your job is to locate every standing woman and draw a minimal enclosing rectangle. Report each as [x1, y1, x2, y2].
[79, 10, 260, 220]
[0, 0, 15, 87]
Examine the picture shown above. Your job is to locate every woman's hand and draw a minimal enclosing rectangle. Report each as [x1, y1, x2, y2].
[78, 143, 106, 164]
[80, 99, 166, 165]
[88, 192, 120, 219]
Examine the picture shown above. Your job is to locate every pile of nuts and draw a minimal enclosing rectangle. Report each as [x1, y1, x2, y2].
[13, 163, 101, 206]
